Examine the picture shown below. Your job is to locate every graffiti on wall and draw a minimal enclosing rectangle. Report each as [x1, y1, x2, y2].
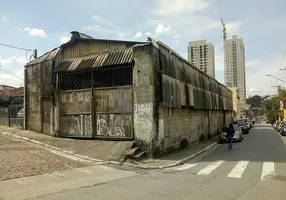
[60, 114, 92, 137]
[96, 114, 132, 137]
[95, 88, 132, 113]
[59, 90, 92, 137]
[134, 103, 153, 122]
[60, 90, 91, 114]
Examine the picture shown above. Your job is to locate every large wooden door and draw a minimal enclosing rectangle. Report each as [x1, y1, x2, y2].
[42, 100, 51, 134]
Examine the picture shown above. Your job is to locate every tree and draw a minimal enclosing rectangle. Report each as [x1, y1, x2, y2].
[246, 95, 263, 108]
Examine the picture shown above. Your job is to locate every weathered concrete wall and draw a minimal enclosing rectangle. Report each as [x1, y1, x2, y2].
[26, 60, 54, 133]
[133, 44, 156, 155]
[26, 63, 42, 132]
[156, 108, 232, 155]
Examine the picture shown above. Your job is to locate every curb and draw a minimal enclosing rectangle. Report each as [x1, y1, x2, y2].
[0, 131, 122, 165]
[0, 130, 220, 170]
[123, 142, 221, 169]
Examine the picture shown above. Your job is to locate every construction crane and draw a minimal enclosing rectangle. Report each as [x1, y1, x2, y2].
[220, 17, 227, 84]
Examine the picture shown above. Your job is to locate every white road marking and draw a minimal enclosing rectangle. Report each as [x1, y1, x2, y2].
[228, 161, 249, 178]
[261, 162, 276, 180]
[75, 168, 92, 174]
[197, 160, 225, 175]
[174, 163, 197, 171]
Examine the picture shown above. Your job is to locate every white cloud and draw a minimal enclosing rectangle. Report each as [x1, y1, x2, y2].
[91, 15, 118, 29]
[133, 32, 142, 39]
[146, 32, 152, 37]
[11, 56, 28, 64]
[153, 0, 211, 15]
[226, 21, 243, 37]
[24, 27, 47, 38]
[59, 35, 70, 44]
[0, 58, 12, 66]
[246, 60, 263, 68]
[2, 16, 9, 23]
[173, 34, 182, 39]
[155, 24, 171, 36]
[246, 55, 285, 96]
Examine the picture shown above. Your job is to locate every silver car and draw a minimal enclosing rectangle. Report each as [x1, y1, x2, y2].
[219, 124, 243, 143]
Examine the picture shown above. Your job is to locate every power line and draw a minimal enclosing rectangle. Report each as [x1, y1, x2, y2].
[0, 68, 24, 80]
[0, 64, 24, 80]
[0, 42, 32, 52]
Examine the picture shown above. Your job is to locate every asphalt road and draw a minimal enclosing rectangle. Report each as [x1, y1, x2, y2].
[27, 124, 286, 200]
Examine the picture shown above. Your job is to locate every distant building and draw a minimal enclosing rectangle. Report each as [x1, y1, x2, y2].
[228, 87, 241, 120]
[225, 35, 246, 110]
[187, 40, 215, 77]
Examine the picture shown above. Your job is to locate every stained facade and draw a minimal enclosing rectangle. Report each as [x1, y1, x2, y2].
[25, 31, 233, 157]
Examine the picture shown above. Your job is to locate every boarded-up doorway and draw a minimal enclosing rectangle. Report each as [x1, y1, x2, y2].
[42, 99, 51, 134]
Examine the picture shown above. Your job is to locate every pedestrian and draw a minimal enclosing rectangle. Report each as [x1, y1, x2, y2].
[227, 124, 235, 150]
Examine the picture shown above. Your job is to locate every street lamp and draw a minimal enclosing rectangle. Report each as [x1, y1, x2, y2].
[266, 74, 286, 84]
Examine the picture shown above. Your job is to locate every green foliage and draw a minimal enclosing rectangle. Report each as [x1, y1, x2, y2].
[9, 96, 24, 104]
[246, 95, 263, 108]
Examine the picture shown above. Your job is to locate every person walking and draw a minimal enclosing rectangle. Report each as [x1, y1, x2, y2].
[227, 124, 235, 150]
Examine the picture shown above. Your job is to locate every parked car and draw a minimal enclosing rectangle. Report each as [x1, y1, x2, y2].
[273, 120, 280, 129]
[218, 124, 243, 143]
[17, 108, 24, 118]
[280, 124, 286, 136]
[277, 121, 285, 132]
[237, 120, 249, 134]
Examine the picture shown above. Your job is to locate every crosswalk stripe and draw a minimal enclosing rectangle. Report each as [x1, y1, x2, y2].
[261, 162, 276, 180]
[228, 161, 249, 178]
[197, 160, 225, 175]
[174, 164, 197, 171]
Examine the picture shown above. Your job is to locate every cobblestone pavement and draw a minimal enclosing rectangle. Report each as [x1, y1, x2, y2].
[0, 126, 133, 162]
[0, 134, 90, 181]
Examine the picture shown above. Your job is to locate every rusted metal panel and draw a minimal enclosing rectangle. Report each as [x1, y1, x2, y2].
[96, 114, 132, 138]
[56, 48, 133, 72]
[61, 40, 139, 60]
[94, 88, 132, 113]
[94, 87, 133, 139]
[59, 89, 92, 138]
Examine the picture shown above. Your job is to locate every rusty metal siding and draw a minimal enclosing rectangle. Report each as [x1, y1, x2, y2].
[59, 89, 93, 137]
[56, 48, 133, 72]
[94, 87, 133, 139]
[61, 40, 134, 60]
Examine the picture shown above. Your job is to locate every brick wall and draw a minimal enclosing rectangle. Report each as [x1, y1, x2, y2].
[156, 108, 228, 155]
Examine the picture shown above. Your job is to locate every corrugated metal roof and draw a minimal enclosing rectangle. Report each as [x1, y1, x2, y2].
[56, 48, 133, 72]
[26, 48, 60, 66]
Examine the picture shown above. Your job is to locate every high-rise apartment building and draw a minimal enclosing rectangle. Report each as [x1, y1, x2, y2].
[188, 40, 215, 77]
[225, 35, 246, 108]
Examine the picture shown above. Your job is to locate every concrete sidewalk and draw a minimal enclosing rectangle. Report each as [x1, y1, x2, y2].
[0, 126, 221, 169]
[125, 139, 220, 169]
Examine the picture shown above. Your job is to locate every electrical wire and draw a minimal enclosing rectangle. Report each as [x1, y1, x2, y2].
[0, 42, 32, 52]
[0, 68, 23, 80]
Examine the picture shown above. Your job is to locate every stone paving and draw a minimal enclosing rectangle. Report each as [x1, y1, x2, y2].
[0, 134, 89, 181]
[0, 126, 134, 162]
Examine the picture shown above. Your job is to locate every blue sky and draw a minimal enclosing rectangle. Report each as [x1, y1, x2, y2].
[1, 0, 286, 97]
